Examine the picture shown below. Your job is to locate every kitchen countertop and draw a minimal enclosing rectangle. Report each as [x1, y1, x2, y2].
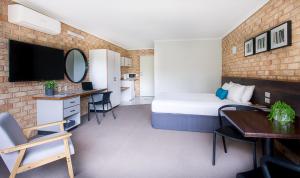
[121, 78, 138, 81]
[121, 87, 130, 92]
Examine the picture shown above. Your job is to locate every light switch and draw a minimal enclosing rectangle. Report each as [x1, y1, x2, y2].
[265, 92, 271, 98]
[232, 46, 237, 55]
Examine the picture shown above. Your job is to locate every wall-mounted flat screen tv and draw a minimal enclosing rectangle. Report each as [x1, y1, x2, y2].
[9, 40, 65, 82]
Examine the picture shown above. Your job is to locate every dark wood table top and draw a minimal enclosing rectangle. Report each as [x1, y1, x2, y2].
[32, 88, 107, 100]
[222, 110, 300, 139]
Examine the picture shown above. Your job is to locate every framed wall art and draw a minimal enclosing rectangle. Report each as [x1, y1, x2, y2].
[270, 21, 292, 50]
[244, 38, 255, 56]
[255, 31, 270, 54]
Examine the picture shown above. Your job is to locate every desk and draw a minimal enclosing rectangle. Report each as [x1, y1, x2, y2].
[33, 89, 106, 132]
[32, 89, 107, 100]
[222, 111, 300, 155]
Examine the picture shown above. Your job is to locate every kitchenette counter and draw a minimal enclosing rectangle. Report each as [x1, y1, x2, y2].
[121, 87, 130, 92]
[121, 80, 135, 102]
[121, 78, 138, 81]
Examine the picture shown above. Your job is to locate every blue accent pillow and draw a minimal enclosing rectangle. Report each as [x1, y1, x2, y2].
[215, 88, 228, 100]
[216, 88, 223, 96]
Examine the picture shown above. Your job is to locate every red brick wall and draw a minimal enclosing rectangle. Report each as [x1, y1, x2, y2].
[0, 0, 128, 128]
[222, 0, 300, 81]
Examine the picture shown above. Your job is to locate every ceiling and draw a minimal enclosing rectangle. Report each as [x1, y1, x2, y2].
[14, 0, 269, 50]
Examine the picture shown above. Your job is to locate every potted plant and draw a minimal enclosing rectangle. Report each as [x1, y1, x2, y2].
[268, 101, 296, 124]
[44, 80, 57, 96]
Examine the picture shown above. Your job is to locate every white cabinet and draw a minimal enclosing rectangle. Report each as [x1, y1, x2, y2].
[121, 80, 135, 102]
[89, 49, 121, 108]
[125, 57, 132, 66]
[120, 57, 132, 67]
[37, 96, 81, 132]
[120, 57, 125, 66]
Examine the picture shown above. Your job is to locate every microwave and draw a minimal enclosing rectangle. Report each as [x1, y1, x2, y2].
[123, 73, 136, 79]
[128, 73, 136, 78]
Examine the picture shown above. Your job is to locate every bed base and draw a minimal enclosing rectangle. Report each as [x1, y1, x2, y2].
[151, 112, 229, 132]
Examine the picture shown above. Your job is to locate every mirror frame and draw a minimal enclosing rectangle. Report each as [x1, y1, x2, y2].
[64, 48, 88, 83]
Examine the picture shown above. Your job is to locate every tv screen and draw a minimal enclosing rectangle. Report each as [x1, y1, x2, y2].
[9, 40, 65, 82]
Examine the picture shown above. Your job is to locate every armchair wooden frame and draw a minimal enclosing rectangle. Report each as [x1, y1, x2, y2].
[0, 120, 74, 178]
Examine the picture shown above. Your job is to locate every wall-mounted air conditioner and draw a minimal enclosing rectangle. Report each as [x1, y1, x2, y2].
[8, 4, 61, 35]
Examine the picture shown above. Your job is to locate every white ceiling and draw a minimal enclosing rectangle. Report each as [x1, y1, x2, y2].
[14, 0, 269, 50]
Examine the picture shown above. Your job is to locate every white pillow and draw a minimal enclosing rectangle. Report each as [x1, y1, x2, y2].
[230, 81, 255, 103]
[229, 81, 239, 86]
[227, 84, 246, 103]
[241, 85, 255, 103]
[222, 82, 232, 90]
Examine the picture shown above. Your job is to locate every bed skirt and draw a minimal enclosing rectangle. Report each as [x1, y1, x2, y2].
[151, 112, 229, 133]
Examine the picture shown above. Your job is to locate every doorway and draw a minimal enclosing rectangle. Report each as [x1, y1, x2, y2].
[140, 56, 154, 96]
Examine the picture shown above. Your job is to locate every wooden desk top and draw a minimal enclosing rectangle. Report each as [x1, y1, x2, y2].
[32, 89, 107, 100]
[223, 110, 300, 139]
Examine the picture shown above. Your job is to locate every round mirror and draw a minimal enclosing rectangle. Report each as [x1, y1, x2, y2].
[65, 49, 88, 83]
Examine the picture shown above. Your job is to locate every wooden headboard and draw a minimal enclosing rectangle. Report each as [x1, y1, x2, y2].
[222, 76, 300, 117]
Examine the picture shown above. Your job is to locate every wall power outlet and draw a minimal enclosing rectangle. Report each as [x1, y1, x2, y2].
[265, 97, 270, 104]
[265, 92, 271, 98]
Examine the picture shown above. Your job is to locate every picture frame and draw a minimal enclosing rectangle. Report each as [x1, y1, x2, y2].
[270, 21, 292, 50]
[244, 38, 255, 57]
[255, 31, 270, 54]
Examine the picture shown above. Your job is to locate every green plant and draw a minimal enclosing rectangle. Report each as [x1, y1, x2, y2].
[268, 101, 296, 123]
[44, 80, 57, 89]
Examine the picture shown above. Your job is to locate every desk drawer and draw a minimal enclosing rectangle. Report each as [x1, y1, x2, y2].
[64, 105, 80, 118]
[64, 97, 80, 108]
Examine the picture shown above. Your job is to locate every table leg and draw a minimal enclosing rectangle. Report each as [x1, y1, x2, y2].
[264, 138, 273, 156]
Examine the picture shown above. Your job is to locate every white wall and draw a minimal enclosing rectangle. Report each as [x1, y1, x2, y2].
[154, 39, 222, 95]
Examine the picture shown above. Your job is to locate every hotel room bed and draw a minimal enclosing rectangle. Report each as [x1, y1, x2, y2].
[151, 76, 300, 134]
[151, 92, 241, 132]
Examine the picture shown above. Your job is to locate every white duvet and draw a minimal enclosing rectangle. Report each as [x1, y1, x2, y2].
[151, 92, 243, 116]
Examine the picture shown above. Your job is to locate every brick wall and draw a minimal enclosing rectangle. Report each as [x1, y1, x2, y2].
[121, 49, 154, 96]
[0, 0, 4, 20]
[222, 0, 300, 81]
[0, 0, 129, 128]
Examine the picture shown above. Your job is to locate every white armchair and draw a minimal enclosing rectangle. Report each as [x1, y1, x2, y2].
[0, 112, 75, 178]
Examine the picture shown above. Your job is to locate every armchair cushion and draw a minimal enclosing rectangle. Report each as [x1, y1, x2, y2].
[0, 112, 27, 172]
[22, 132, 75, 165]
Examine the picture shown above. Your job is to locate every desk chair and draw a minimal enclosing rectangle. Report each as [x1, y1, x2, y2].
[88, 91, 116, 119]
[236, 156, 300, 178]
[82, 82, 102, 124]
[82, 82, 116, 125]
[0, 112, 75, 178]
[212, 105, 265, 168]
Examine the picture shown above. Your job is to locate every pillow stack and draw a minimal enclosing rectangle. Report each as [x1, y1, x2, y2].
[218, 81, 255, 104]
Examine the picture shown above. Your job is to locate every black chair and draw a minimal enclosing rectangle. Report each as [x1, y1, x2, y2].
[236, 156, 300, 178]
[88, 91, 116, 121]
[212, 104, 265, 168]
[82, 82, 101, 124]
[81, 82, 116, 125]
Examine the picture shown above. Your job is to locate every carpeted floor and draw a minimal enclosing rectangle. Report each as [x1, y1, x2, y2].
[0, 105, 259, 178]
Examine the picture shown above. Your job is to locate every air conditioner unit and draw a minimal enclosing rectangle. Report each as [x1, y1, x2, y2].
[8, 4, 61, 35]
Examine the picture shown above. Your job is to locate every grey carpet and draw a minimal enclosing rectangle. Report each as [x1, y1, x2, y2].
[0, 105, 258, 178]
